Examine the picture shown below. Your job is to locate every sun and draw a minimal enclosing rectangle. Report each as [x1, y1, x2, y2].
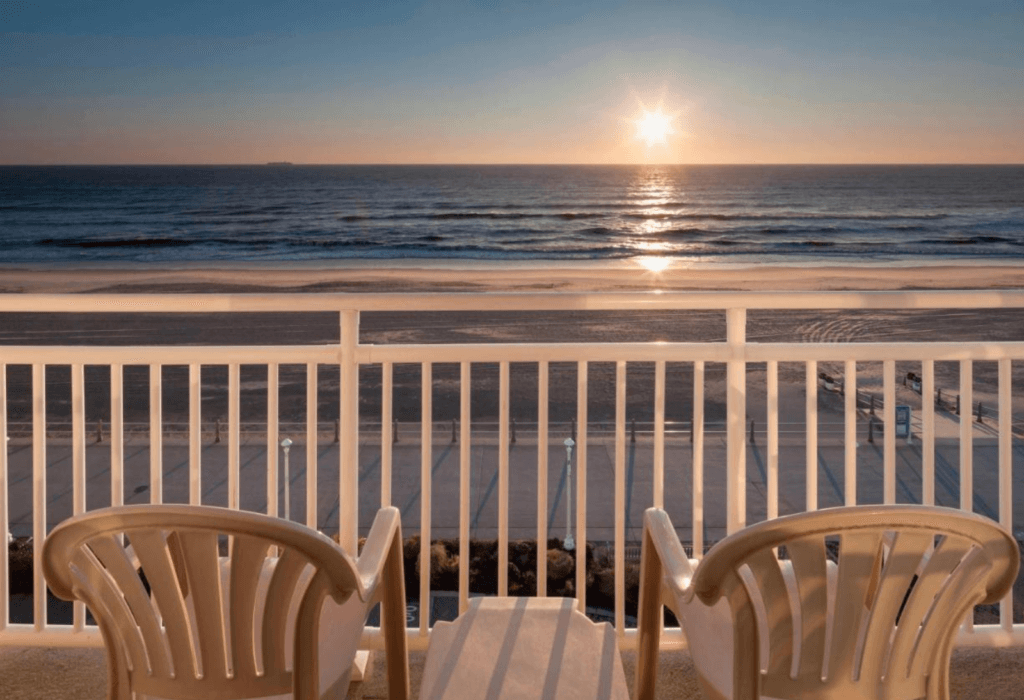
[635, 109, 676, 147]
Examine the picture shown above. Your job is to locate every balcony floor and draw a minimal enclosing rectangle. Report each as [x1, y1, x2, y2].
[2, 645, 1024, 699]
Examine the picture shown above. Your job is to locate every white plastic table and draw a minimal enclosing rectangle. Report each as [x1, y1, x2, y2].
[420, 597, 629, 700]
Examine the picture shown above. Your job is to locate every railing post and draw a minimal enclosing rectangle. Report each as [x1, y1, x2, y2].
[511, 417, 517, 444]
[339, 309, 359, 554]
[334, 418, 340, 443]
[393, 419, 399, 444]
[214, 418, 221, 443]
[956, 394, 961, 415]
[96, 418, 103, 443]
[726, 308, 747, 535]
[977, 402, 984, 423]
[631, 418, 636, 444]
[451, 418, 457, 444]
[749, 418, 755, 444]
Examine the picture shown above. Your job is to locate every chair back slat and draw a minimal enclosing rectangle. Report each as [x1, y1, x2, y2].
[261, 548, 309, 677]
[176, 531, 230, 682]
[786, 535, 830, 685]
[85, 534, 173, 678]
[744, 549, 794, 679]
[857, 530, 933, 686]
[723, 571, 760, 700]
[907, 547, 991, 679]
[228, 537, 271, 683]
[71, 547, 152, 677]
[827, 531, 883, 687]
[130, 528, 200, 680]
[886, 534, 971, 683]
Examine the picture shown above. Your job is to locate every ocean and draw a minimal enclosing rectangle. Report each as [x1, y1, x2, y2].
[1, 164, 1022, 264]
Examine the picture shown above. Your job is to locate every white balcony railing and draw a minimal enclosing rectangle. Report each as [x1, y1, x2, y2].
[0, 290, 1022, 651]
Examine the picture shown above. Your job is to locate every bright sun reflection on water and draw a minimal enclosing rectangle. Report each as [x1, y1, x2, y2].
[636, 255, 672, 272]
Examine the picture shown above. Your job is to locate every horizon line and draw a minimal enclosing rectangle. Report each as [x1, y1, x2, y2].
[3, 162, 1023, 167]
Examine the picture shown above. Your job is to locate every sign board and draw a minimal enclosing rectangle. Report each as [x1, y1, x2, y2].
[895, 405, 911, 438]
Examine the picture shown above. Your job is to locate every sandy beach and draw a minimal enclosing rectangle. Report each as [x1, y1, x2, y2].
[4, 260, 1024, 294]
[2, 262, 1024, 429]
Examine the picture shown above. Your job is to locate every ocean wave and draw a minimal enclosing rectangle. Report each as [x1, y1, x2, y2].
[922, 235, 1019, 246]
[39, 237, 193, 248]
[622, 212, 949, 222]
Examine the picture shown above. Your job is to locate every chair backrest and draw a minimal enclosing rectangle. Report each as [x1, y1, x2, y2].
[689, 505, 1019, 700]
[43, 504, 363, 700]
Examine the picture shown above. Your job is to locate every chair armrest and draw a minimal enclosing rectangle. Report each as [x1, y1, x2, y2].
[356, 506, 402, 599]
[643, 509, 697, 605]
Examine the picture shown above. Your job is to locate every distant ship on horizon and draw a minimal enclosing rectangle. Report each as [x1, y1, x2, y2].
[266, 161, 293, 166]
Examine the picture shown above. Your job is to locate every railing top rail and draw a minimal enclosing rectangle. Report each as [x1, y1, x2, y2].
[3, 289, 1024, 313]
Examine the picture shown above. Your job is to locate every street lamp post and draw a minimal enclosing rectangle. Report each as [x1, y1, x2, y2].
[280, 438, 292, 521]
[564, 437, 575, 551]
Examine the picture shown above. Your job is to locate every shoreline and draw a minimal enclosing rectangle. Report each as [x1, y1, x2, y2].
[2, 260, 1024, 294]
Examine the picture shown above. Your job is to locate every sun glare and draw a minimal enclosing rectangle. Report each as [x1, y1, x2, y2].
[635, 110, 675, 147]
[637, 255, 672, 272]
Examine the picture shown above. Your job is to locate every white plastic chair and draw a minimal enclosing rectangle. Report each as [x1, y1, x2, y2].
[635, 505, 1020, 700]
[43, 504, 409, 700]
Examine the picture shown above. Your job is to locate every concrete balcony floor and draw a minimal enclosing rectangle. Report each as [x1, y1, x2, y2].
[2, 645, 1024, 699]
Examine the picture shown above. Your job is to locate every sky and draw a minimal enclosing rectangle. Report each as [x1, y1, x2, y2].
[2, 0, 1022, 165]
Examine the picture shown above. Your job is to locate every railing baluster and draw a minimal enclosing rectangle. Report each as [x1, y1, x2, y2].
[460, 362, 471, 613]
[339, 310, 359, 552]
[71, 364, 86, 631]
[998, 358, 1012, 631]
[960, 359, 974, 632]
[884, 360, 896, 504]
[267, 364, 279, 517]
[381, 362, 392, 507]
[306, 363, 317, 530]
[150, 365, 163, 504]
[692, 361, 705, 559]
[844, 360, 857, 506]
[0, 364, 8, 630]
[420, 362, 432, 636]
[922, 360, 935, 506]
[653, 360, 665, 510]
[960, 359, 973, 513]
[111, 364, 123, 509]
[32, 364, 46, 631]
[806, 361, 817, 512]
[536, 361, 548, 597]
[614, 361, 626, 634]
[498, 362, 510, 597]
[189, 363, 201, 505]
[767, 360, 778, 519]
[228, 363, 240, 511]
[726, 309, 746, 534]
[576, 360, 588, 613]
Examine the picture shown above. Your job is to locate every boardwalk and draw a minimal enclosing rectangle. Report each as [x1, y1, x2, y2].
[8, 426, 1022, 547]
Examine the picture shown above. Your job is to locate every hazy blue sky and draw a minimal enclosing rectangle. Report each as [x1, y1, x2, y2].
[2, 0, 1021, 163]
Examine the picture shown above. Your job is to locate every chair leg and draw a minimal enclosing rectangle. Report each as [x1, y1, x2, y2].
[635, 529, 663, 700]
[382, 536, 410, 700]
